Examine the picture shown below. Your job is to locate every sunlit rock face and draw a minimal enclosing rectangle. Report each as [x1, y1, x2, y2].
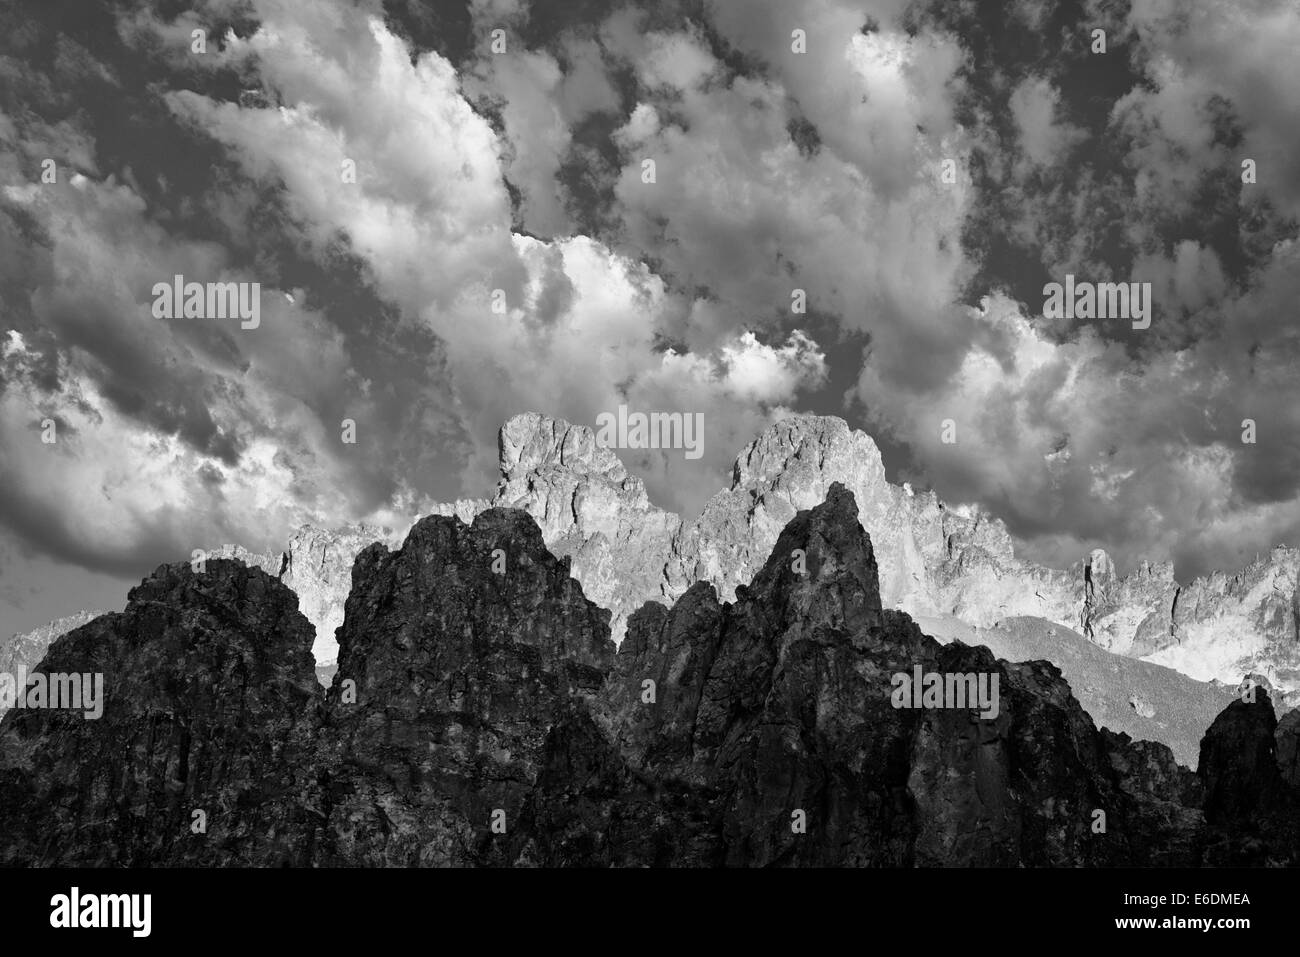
[480, 413, 1300, 700]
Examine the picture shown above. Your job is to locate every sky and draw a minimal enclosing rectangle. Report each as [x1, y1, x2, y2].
[1, 0, 1298, 636]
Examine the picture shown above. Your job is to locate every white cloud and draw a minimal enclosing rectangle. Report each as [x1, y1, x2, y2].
[1009, 77, 1085, 167]
[856, 275, 1300, 579]
[151, 2, 832, 517]
[465, 48, 572, 236]
[1122, 0, 1300, 219]
[638, 29, 719, 93]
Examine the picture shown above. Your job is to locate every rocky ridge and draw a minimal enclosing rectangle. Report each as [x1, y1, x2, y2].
[7, 413, 1297, 754]
[3, 486, 1298, 866]
[914, 613, 1236, 768]
[1, 611, 101, 678]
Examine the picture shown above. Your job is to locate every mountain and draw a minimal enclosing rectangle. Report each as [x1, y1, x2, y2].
[322, 506, 613, 865]
[7, 412, 1297, 761]
[915, 613, 1235, 767]
[0, 563, 322, 866]
[490, 413, 1300, 695]
[3, 486, 1297, 865]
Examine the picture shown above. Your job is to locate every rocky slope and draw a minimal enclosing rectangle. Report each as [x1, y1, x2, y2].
[277, 525, 406, 671]
[1277, 708, 1300, 788]
[2, 487, 1298, 866]
[916, 613, 1235, 768]
[489, 412, 1053, 638]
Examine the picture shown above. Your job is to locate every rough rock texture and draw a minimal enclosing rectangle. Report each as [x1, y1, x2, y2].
[1195, 689, 1300, 865]
[489, 413, 679, 645]
[1145, 551, 1300, 690]
[205, 543, 278, 573]
[5, 486, 1299, 866]
[588, 487, 1201, 866]
[1277, 708, 1300, 788]
[208, 530, 410, 671]
[915, 614, 1234, 768]
[277, 525, 404, 667]
[0, 611, 102, 721]
[487, 413, 1024, 642]
[0, 561, 322, 866]
[1199, 691, 1283, 825]
[318, 508, 614, 866]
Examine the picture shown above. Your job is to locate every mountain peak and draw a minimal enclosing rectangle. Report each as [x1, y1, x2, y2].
[731, 414, 886, 491]
[747, 482, 884, 637]
[499, 412, 628, 482]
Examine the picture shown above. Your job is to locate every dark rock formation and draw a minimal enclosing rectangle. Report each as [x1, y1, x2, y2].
[1194, 688, 1300, 865]
[317, 508, 614, 866]
[1199, 690, 1283, 825]
[919, 614, 1235, 768]
[0, 561, 322, 866]
[2, 485, 1298, 866]
[1277, 708, 1300, 788]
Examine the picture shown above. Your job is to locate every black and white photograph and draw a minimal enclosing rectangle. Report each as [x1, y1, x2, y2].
[0, 0, 1296, 939]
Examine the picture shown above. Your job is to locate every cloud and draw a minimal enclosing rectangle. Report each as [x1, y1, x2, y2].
[150, 0, 830, 516]
[705, 0, 961, 197]
[603, 31, 977, 398]
[856, 253, 1300, 579]
[464, 47, 572, 236]
[1125, 0, 1300, 219]
[637, 28, 720, 93]
[3, 0, 1299, 619]
[620, 327, 828, 512]
[0, 166, 423, 573]
[1009, 76, 1085, 168]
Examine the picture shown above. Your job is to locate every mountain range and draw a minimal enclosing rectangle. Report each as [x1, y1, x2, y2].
[4, 413, 1297, 770]
[3, 483, 1299, 865]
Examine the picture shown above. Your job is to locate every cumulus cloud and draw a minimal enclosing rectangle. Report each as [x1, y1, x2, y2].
[464, 47, 572, 236]
[0, 167, 418, 575]
[152, 0, 829, 513]
[3, 0, 1300, 632]
[1125, 0, 1300, 219]
[620, 328, 828, 511]
[604, 27, 976, 398]
[857, 253, 1300, 579]
[1009, 77, 1085, 168]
